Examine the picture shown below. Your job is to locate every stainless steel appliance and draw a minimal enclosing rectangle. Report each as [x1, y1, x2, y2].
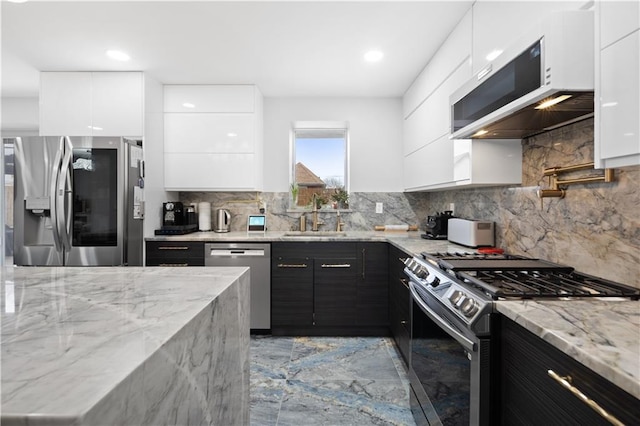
[13, 136, 144, 266]
[204, 243, 271, 331]
[450, 10, 594, 140]
[404, 252, 640, 426]
[214, 208, 231, 233]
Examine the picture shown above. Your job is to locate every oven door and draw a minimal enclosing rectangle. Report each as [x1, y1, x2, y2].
[409, 281, 492, 426]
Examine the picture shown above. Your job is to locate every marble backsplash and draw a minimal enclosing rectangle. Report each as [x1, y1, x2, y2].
[427, 118, 640, 288]
[179, 119, 639, 288]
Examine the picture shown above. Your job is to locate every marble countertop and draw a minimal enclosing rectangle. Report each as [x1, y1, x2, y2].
[496, 300, 640, 400]
[147, 230, 470, 257]
[1, 266, 249, 422]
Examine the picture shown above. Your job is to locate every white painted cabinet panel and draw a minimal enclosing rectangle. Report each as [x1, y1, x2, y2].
[39, 72, 143, 136]
[164, 153, 257, 191]
[91, 72, 143, 136]
[39, 72, 92, 136]
[404, 136, 454, 191]
[164, 85, 255, 112]
[404, 9, 472, 118]
[162, 84, 263, 191]
[599, 0, 640, 48]
[596, 30, 640, 166]
[164, 113, 255, 153]
[471, 1, 583, 75]
[453, 139, 522, 185]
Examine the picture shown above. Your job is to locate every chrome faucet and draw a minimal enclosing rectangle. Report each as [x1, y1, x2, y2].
[311, 193, 324, 231]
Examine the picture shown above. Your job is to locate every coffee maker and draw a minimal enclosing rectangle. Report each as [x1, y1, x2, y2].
[155, 202, 198, 235]
[163, 202, 185, 226]
[422, 210, 454, 240]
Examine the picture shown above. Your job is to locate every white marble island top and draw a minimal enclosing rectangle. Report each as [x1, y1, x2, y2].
[1, 266, 250, 425]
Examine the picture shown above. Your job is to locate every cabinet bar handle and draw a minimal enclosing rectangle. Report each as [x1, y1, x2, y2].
[362, 248, 366, 279]
[547, 370, 624, 426]
[277, 263, 308, 268]
[321, 263, 351, 268]
[158, 263, 189, 267]
[158, 246, 189, 250]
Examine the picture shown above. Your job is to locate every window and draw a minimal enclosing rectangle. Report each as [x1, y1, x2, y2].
[290, 122, 349, 209]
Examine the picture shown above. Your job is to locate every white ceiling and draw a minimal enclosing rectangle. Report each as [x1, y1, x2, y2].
[1, 1, 473, 98]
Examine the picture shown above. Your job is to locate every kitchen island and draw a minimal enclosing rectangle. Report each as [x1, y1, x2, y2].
[1, 266, 250, 426]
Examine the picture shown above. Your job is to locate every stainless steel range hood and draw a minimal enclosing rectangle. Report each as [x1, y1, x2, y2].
[450, 10, 594, 140]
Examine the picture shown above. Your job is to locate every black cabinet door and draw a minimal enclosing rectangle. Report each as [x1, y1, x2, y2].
[356, 242, 389, 326]
[388, 245, 411, 364]
[271, 255, 313, 327]
[499, 317, 640, 425]
[314, 257, 357, 326]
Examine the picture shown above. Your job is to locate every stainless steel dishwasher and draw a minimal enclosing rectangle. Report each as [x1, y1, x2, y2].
[204, 243, 271, 332]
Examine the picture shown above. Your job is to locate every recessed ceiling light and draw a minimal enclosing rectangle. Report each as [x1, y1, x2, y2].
[485, 49, 503, 61]
[227, 132, 238, 137]
[106, 50, 130, 61]
[7, 0, 29, 3]
[364, 50, 384, 63]
[182, 103, 195, 108]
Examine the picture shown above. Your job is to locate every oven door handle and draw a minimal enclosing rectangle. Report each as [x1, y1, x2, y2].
[410, 282, 477, 353]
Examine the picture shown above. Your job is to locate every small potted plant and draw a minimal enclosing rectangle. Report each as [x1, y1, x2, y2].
[331, 187, 349, 209]
[290, 183, 299, 206]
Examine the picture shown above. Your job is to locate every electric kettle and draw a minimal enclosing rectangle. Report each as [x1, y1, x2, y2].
[214, 209, 231, 233]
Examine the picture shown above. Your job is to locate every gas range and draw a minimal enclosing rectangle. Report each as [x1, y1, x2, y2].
[421, 251, 640, 301]
[403, 251, 640, 334]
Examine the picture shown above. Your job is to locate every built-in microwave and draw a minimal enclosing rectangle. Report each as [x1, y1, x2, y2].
[450, 10, 594, 140]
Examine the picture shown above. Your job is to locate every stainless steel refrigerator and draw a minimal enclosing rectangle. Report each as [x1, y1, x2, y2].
[13, 136, 144, 266]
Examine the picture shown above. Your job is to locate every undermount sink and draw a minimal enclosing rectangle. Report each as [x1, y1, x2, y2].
[282, 231, 347, 237]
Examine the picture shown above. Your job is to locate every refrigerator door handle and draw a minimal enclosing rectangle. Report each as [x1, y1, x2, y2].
[50, 142, 64, 253]
[57, 137, 73, 252]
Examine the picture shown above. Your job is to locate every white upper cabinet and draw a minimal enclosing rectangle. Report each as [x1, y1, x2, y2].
[599, 0, 640, 48]
[595, 1, 640, 168]
[164, 85, 256, 113]
[471, 1, 585, 75]
[39, 72, 143, 136]
[91, 72, 143, 136]
[40, 72, 92, 136]
[163, 85, 263, 191]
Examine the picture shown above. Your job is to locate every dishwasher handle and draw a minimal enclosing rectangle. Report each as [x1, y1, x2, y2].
[209, 249, 266, 257]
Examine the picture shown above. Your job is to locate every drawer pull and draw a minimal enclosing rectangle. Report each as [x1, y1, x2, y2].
[277, 263, 308, 268]
[158, 246, 190, 250]
[158, 263, 189, 267]
[321, 263, 351, 268]
[547, 370, 624, 426]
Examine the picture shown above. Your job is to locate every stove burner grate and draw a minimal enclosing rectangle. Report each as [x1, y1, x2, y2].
[459, 270, 640, 300]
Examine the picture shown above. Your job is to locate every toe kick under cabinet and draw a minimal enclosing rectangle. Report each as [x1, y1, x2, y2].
[271, 242, 389, 336]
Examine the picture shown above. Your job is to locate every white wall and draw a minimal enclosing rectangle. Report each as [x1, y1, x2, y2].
[263, 97, 404, 192]
[143, 75, 177, 237]
[1, 97, 39, 136]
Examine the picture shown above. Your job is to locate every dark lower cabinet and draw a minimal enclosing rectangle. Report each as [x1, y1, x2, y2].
[388, 244, 411, 365]
[271, 255, 313, 328]
[271, 242, 389, 336]
[498, 317, 640, 425]
[357, 242, 389, 327]
[145, 241, 204, 266]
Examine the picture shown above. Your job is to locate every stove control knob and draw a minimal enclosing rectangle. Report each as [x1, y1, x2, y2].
[428, 275, 441, 288]
[449, 290, 464, 305]
[460, 298, 479, 317]
[415, 267, 429, 279]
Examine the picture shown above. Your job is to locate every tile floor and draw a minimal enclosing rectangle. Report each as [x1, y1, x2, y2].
[250, 336, 416, 426]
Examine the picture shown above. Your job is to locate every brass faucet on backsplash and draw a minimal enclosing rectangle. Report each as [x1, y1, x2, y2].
[537, 162, 615, 209]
